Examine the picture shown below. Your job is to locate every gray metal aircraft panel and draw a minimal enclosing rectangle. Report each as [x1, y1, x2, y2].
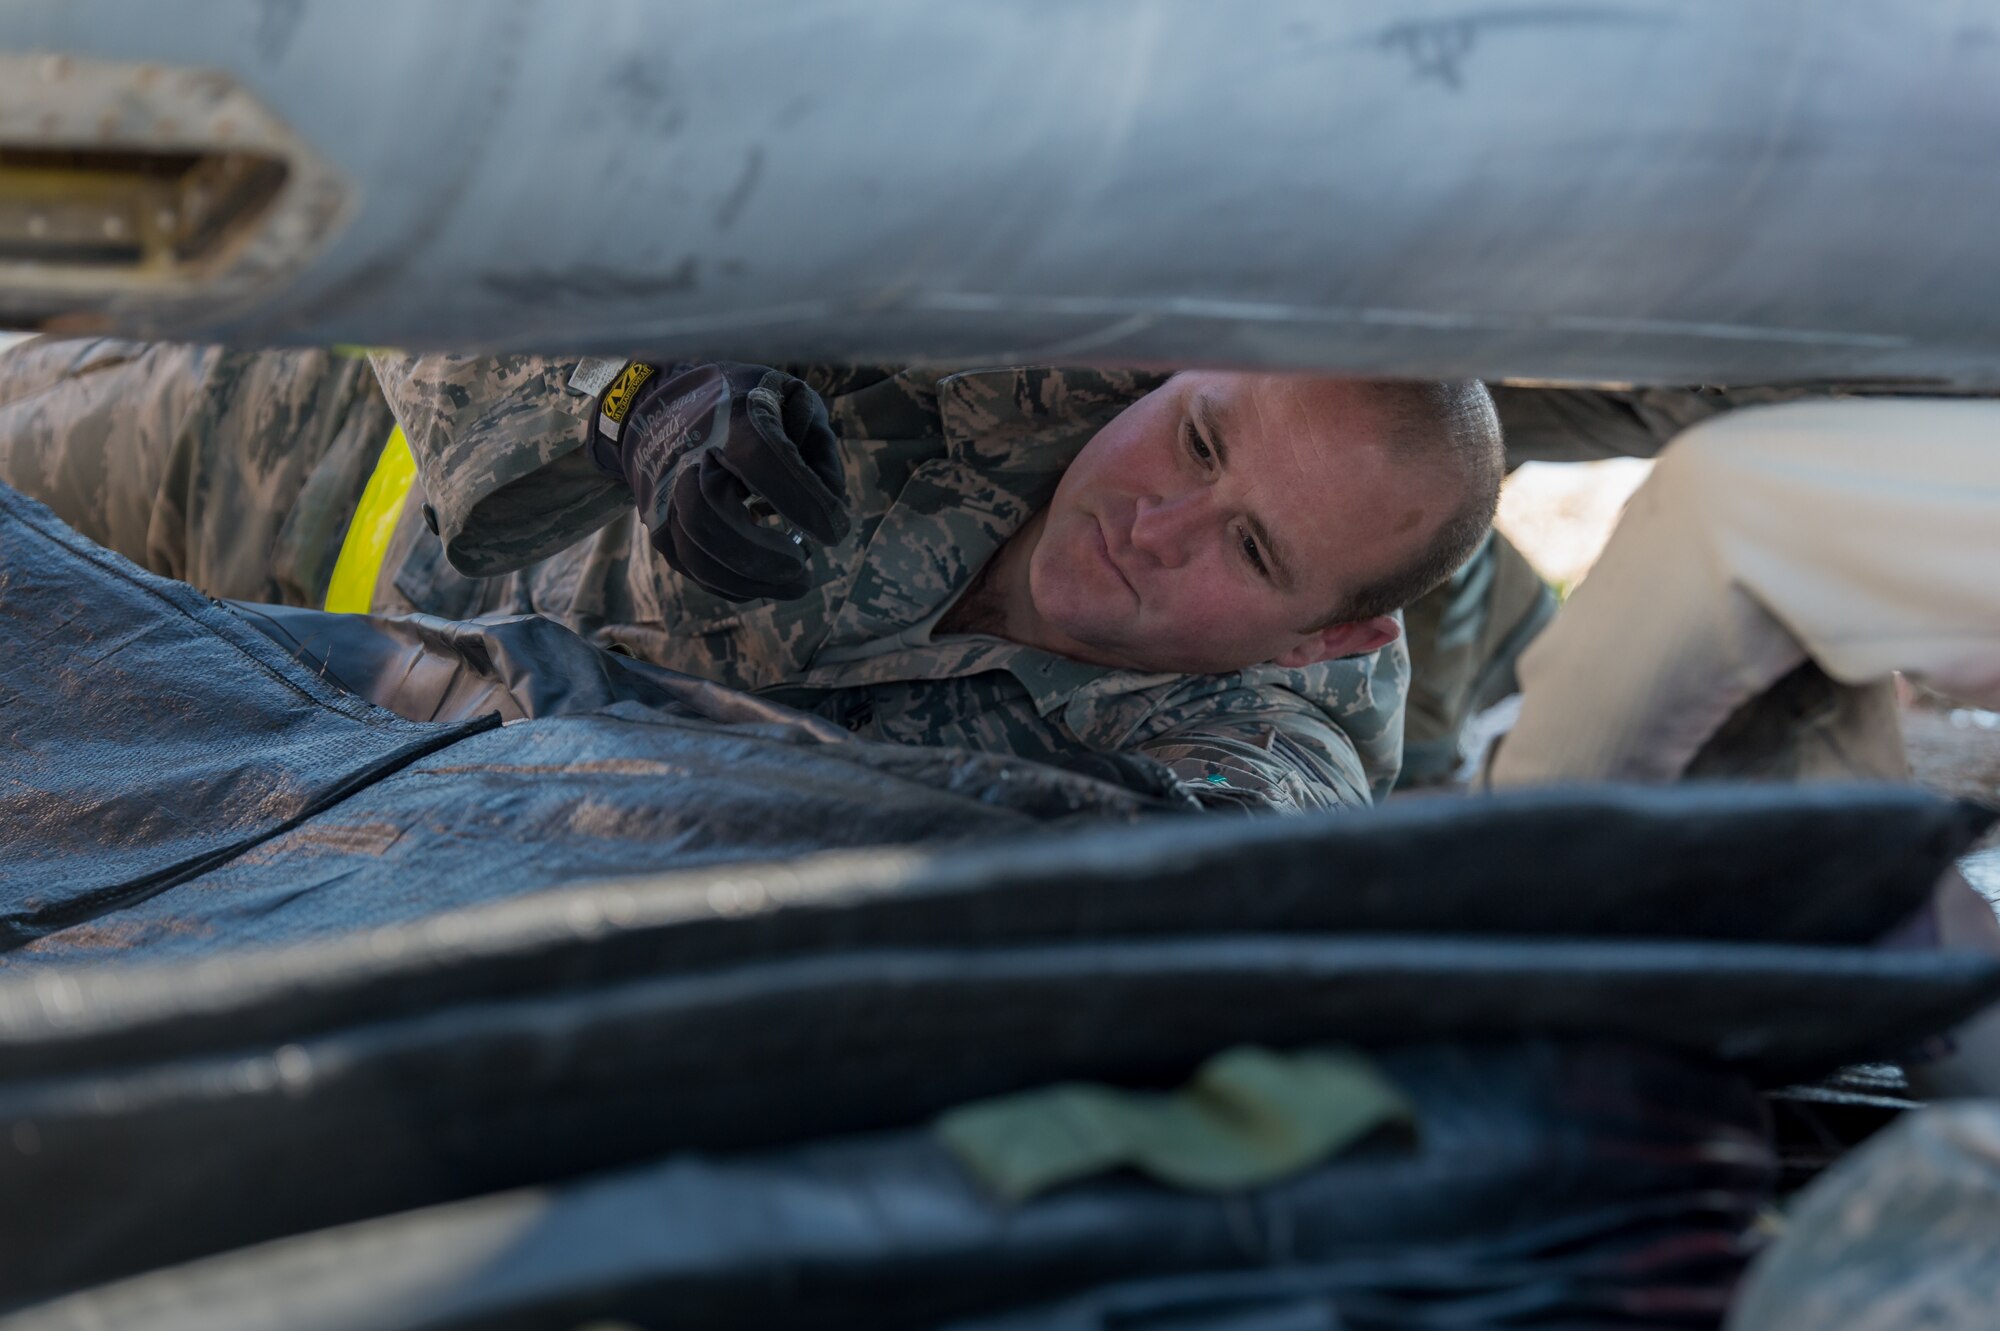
[1, 1, 1997, 384]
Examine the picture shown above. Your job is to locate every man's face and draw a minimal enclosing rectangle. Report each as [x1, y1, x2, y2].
[1025, 371, 1439, 675]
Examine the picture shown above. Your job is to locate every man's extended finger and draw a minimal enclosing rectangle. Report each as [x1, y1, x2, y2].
[733, 384, 850, 545]
[663, 514, 772, 602]
[666, 512, 813, 602]
[661, 463, 811, 600]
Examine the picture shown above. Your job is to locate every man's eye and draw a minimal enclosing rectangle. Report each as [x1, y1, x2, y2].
[1240, 529, 1269, 576]
[1185, 422, 1213, 464]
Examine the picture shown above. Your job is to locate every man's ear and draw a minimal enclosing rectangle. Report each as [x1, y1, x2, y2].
[1272, 614, 1402, 668]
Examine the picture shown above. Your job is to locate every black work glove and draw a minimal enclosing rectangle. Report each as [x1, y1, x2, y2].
[588, 362, 850, 602]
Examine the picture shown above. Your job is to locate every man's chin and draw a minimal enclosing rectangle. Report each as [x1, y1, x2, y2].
[1044, 614, 1251, 675]
[1027, 598, 1134, 669]
[1038, 539, 1132, 615]
[1029, 554, 1148, 664]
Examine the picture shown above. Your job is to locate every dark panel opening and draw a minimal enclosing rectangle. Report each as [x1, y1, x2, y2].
[0, 146, 288, 270]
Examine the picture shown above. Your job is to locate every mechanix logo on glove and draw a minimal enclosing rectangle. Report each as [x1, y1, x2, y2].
[623, 365, 729, 480]
[594, 361, 658, 442]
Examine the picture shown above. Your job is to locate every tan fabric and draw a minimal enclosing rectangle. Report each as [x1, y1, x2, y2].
[1491, 398, 2000, 786]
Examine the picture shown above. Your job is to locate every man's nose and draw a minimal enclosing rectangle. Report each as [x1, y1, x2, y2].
[1129, 492, 1204, 567]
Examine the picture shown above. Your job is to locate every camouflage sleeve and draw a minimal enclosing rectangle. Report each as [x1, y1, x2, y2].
[368, 352, 632, 577]
[1489, 386, 1737, 466]
[1136, 705, 1375, 814]
[1488, 384, 1867, 467]
[782, 364, 902, 401]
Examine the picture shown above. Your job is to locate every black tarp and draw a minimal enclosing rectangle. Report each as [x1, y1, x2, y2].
[0, 482, 1179, 964]
[0, 491, 493, 947]
[5, 482, 2000, 1319]
[1, 1042, 1773, 1331]
[7, 925, 1995, 1305]
[3, 480, 1992, 976]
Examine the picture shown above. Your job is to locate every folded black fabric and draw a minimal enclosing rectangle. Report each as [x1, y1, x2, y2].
[0, 1042, 1774, 1329]
[4, 780, 1987, 1067]
[0, 933, 1988, 1305]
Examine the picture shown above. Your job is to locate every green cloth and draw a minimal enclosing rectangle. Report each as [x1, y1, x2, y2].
[936, 1046, 1415, 1203]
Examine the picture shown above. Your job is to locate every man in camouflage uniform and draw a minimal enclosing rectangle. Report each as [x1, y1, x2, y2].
[0, 339, 1505, 812]
[0, 337, 391, 605]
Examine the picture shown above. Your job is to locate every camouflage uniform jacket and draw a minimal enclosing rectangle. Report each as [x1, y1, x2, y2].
[372, 355, 1407, 811]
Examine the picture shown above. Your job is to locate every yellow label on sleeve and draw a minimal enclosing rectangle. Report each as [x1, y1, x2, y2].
[599, 361, 657, 429]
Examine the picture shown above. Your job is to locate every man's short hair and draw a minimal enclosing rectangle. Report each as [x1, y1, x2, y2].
[1313, 379, 1504, 628]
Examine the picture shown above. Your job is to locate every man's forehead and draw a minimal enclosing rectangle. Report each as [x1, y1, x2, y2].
[1196, 369, 1367, 419]
[1184, 371, 1381, 465]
